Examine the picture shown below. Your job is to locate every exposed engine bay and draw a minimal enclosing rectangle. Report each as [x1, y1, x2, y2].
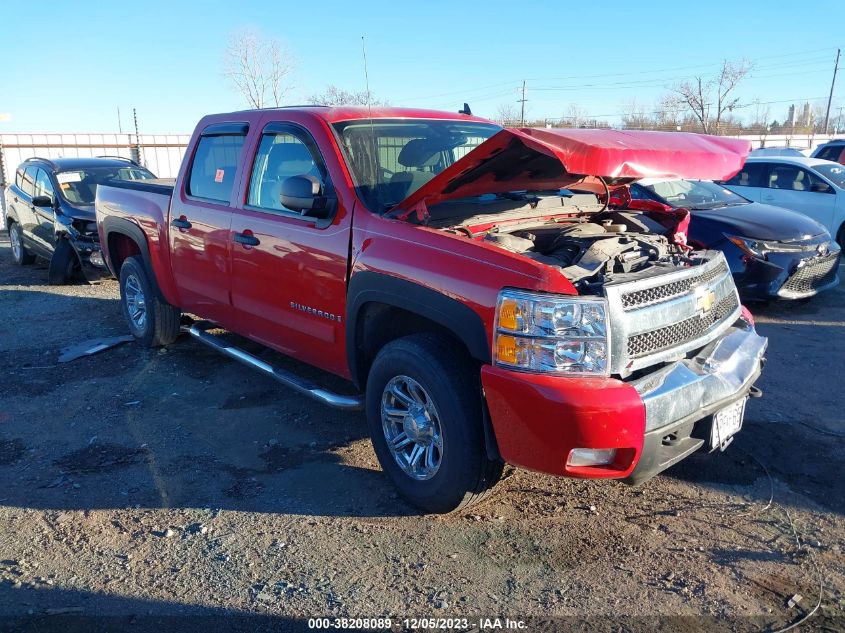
[430, 193, 697, 294]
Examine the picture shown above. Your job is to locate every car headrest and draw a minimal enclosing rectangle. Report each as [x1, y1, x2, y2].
[398, 139, 442, 168]
[266, 142, 314, 174]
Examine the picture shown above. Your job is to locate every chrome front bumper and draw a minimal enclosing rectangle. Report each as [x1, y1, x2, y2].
[630, 325, 768, 433]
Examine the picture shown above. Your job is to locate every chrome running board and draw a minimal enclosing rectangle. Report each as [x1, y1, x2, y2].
[185, 321, 364, 411]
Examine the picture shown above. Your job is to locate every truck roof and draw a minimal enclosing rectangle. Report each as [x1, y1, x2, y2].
[222, 105, 492, 125]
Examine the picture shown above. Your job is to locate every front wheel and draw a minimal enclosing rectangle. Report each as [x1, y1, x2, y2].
[365, 334, 503, 514]
[119, 255, 181, 347]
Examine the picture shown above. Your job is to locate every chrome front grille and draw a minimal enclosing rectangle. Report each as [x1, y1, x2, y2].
[604, 252, 741, 376]
[620, 261, 729, 310]
[780, 251, 840, 296]
[627, 293, 739, 358]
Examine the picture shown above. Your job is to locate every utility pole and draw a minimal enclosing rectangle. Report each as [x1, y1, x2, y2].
[131, 108, 143, 166]
[823, 48, 840, 134]
[518, 81, 527, 127]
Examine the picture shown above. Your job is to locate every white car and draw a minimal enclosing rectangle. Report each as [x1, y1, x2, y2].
[721, 157, 845, 245]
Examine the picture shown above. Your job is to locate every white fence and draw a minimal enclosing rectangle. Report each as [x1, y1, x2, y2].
[732, 133, 843, 152]
[0, 133, 191, 185]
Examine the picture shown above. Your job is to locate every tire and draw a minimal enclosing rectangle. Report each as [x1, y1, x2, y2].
[365, 333, 503, 514]
[837, 223, 845, 249]
[48, 239, 81, 284]
[9, 222, 35, 265]
[119, 255, 181, 347]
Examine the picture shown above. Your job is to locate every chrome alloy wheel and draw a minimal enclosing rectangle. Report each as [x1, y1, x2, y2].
[381, 375, 444, 481]
[10, 227, 22, 261]
[124, 273, 147, 330]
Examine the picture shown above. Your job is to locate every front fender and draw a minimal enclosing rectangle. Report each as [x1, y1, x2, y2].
[345, 271, 491, 386]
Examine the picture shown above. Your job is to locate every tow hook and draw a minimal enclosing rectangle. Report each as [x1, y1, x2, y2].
[749, 385, 763, 399]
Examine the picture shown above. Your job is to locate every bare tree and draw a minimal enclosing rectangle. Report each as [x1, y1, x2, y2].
[308, 85, 386, 107]
[667, 60, 751, 134]
[496, 103, 521, 126]
[564, 104, 588, 128]
[224, 28, 294, 108]
[621, 99, 654, 130]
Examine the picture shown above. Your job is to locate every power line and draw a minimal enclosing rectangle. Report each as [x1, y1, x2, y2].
[404, 46, 840, 102]
[541, 95, 831, 121]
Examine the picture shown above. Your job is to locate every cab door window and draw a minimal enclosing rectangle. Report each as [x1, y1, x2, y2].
[246, 128, 326, 215]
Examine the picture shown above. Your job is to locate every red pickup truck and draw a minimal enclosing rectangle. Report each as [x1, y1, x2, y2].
[95, 107, 768, 513]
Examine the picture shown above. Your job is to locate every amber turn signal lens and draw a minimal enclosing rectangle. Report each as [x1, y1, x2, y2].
[495, 334, 519, 365]
[497, 299, 520, 332]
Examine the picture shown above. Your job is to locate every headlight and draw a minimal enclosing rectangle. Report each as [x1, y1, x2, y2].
[494, 289, 610, 375]
[726, 234, 830, 258]
[726, 235, 767, 258]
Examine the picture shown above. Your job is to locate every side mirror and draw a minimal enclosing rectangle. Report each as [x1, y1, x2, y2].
[32, 195, 54, 208]
[280, 175, 331, 218]
[811, 182, 833, 193]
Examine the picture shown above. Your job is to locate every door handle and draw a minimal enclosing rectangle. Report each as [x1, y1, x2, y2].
[234, 231, 260, 246]
[171, 216, 192, 230]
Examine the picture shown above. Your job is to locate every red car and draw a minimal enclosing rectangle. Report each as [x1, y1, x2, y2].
[95, 107, 767, 513]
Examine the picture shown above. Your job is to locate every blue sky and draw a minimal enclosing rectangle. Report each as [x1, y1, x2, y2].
[0, 0, 842, 133]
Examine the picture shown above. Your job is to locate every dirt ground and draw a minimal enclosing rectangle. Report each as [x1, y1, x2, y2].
[0, 229, 843, 632]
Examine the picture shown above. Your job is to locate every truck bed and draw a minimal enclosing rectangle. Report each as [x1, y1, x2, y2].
[102, 178, 175, 195]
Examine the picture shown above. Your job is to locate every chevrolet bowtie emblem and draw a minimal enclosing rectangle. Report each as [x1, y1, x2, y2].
[694, 287, 717, 314]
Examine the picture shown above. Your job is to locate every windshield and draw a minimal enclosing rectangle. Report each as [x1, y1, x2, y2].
[56, 165, 156, 205]
[813, 163, 845, 188]
[642, 179, 750, 210]
[332, 119, 501, 212]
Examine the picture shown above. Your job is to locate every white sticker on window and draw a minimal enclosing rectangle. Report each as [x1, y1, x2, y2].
[57, 172, 83, 183]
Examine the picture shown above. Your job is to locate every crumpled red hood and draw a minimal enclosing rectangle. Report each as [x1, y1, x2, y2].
[394, 127, 751, 219]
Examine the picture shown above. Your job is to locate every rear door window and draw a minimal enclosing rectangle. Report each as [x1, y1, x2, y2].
[186, 124, 248, 203]
[722, 163, 765, 187]
[21, 166, 37, 197]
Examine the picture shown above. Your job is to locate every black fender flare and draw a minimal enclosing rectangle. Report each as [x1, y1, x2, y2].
[100, 216, 170, 303]
[346, 271, 499, 461]
[346, 271, 492, 382]
[100, 216, 154, 278]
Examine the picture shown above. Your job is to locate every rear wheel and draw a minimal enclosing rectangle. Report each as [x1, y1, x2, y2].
[365, 334, 503, 514]
[48, 239, 81, 284]
[9, 222, 35, 265]
[119, 255, 181, 347]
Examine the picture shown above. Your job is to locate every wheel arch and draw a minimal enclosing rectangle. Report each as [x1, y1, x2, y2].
[101, 216, 151, 277]
[101, 216, 175, 305]
[346, 272, 500, 461]
[346, 272, 491, 386]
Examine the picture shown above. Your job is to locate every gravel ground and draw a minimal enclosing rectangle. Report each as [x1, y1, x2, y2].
[0, 230, 843, 632]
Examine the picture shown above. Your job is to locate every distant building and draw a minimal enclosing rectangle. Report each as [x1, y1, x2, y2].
[784, 103, 813, 128]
